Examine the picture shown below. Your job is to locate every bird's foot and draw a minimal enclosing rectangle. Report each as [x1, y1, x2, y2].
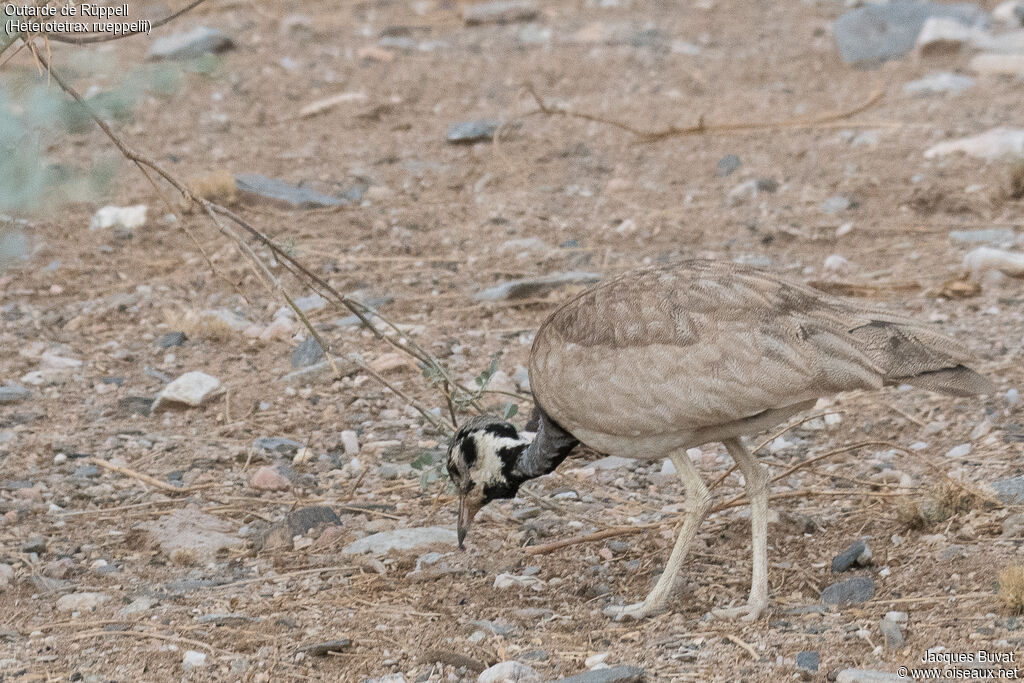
[602, 600, 664, 621]
[710, 599, 768, 622]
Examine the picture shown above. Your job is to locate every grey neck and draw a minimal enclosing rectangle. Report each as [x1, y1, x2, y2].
[513, 407, 579, 480]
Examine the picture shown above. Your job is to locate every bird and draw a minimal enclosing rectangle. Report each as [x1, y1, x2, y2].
[445, 259, 992, 621]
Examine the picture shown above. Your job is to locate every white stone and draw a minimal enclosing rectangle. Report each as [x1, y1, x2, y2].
[341, 527, 457, 556]
[56, 592, 110, 612]
[824, 254, 852, 273]
[477, 661, 543, 683]
[182, 650, 208, 669]
[590, 456, 633, 471]
[0, 563, 13, 589]
[924, 127, 1024, 161]
[340, 430, 360, 455]
[89, 205, 148, 231]
[916, 17, 988, 55]
[660, 458, 677, 476]
[152, 371, 222, 411]
[963, 247, 1024, 281]
[493, 573, 545, 590]
[945, 443, 972, 459]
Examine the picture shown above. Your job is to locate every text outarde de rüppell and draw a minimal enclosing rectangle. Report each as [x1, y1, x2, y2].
[4, 4, 151, 35]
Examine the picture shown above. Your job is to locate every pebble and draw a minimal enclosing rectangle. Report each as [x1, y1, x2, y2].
[253, 437, 304, 455]
[945, 443, 971, 459]
[339, 430, 360, 455]
[447, 119, 503, 144]
[823, 254, 852, 273]
[796, 651, 819, 672]
[1008, 388, 1020, 407]
[0, 563, 13, 589]
[148, 26, 234, 60]
[291, 336, 325, 368]
[903, 71, 975, 96]
[494, 573, 545, 590]
[156, 331, 187, 349]
[235, 174, 350, 209]
[925, 127, 1024, 160]
[120, 596, 158, 615]
[992, 476, 1024, 504]
[0, 383, 31, 404]
[880, 614, 906, 649]
[474, 272, 601, 301]
[590, 456, 633, 471]
[512, 365, 531, 392]
[964, 247, 1024, 282]
[151, 371, 222, 411]
[462, 0, 538, 26]
[56, 592, 110, 612]
[916, 16, 987, 56]
[477, 661, 543, 683]
[716, 154, 742, 177]
[251, 466, 291, 491]
[342, 527, 457, 556]
[821, 576, 875, 605]
[88, 205, 147, 231]
[831, 540, 869, 572]
[820, 195, 853, 214]
[138, 506, 243, 563]
[182, 650, 207, 670]
[836, 669, 904, 683]
[552, 666, 646, 683]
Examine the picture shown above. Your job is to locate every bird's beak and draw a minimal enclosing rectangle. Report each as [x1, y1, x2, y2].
[457, 493, 479, 550]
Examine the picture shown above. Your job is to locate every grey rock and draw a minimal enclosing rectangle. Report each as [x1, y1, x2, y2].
[716, 154, 741, 176]
[252, 437, 304, 455]
[821, 576, 875, 605]
[294, 293, 327, 313]
[258, 505, 341, 550]
[291, 336, 325, 368]
[880, 615, 906, 649]
[137, 506, 243, 563]
[474, 271, 601, 301]
[716, 155, 742, 176]
[120, 596, 158, 615]
[22, 536, 46, 553]
[74, 465, 100, 478]
[447, 119, 503, 144]
[796, 651, 819, 672]
[903, 71, 975, 95]
[992, 476, 1024, 504]
[298, 639, 351, 656]
[56, 592, 110, 612]
[469, 619, 516, 637]
[462, 0, 538, 26]
[836, 670, 905, 683]
[151, 371, 221, 411]
[235, 174, 349, 209]
[0, 563, 13, 589]
[478, 661, 543, 683]
[949, 228, 1017, 246]
[0, 383, 30, 404]
[342, 526, 457, 556]
[590, 456, 633, 471]
[832, 540, 867, 572]
[553, 666, 646, 683]
[821, 195, 854, 214]
[148, 26, 234, 60]
[156, 331, 187, 349]
[833, 2, 988, 65]
[119, 396, 154, 417]
[1003, 512, 1024, 537]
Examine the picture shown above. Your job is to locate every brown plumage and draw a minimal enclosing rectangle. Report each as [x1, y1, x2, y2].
[447, 259, 991, 621]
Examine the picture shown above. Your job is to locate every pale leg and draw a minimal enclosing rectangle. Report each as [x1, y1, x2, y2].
[604, 449, 711, 620]
[712, 437, 770, 621]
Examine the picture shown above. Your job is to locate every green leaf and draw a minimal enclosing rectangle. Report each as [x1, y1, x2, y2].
[503, 402, 518, 420]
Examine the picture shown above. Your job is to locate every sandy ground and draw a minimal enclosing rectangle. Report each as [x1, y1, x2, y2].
[2, 0, 1024, 681]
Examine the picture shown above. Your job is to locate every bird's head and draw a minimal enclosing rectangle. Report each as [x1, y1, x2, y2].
[446, 415, 531, 548]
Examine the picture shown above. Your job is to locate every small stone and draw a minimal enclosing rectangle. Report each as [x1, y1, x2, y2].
[512, 365, 531, 392]
[716, 154, 742, 177]
[235, 174, 349, 209]
[823, 254, 852, 273]
[880, 616, 905, 649]
[916, 16, 987, 56]
[447, 119, 503, 144]
[148, 26, 234, 59]
[156, 331, 187, 349]
[297, 639, 352, 656]
[831, 540, 867, 572]
[836, 669, 905, 683]
[474, 272, 601, 301]
[925, 128, 1024, 161]
[342, 527, 457, 556]
[182, 650, 207, 670]
[992, 476, 1024, 504]
[590, 456, 633, 470]
[1007, 388, 1020, 406]
[462, 0, 538, 26]
[552, 666, 646, 683]
[151, 371, 221, 411]
[138, 506, 243, 563]
[21, 536, 47, 554]
[0, 383, 31, 404]
[477, 661, 543, 683]
[903, 71, 975, 96]
[252, 437, 304, 455]
[120, 596, 158, 615]
[494, 573, 545, 590]
[820, 195, 853, 214]
[251, 466, 291, 492]
[821, 576, 875, 605]
[89, 205, 147, 231]
[963, 247, 1024, 281]
[949, 228, 1016, 246]
[796, 651, 820, 672]
[289, 337, 325, 368]
[945, 443, 971, 459]
[340, 430, 360, 455]
[0, 563, 14, 589]
[56, 592, 110, 612]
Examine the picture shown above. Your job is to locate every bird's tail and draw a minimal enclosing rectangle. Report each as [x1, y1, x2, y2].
[847, 320, 994, 397]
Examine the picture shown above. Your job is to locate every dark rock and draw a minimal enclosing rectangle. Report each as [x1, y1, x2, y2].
[833, 2, 988, 65]
[148, 26, 234, 60]
[474, 271, 601, 301]
[21, 536, 47, 554]
[0, 384, 30, 404]
[118, 396, 154, 417]
[252, 437, 304, 455]
[992, 476, 1024, 504]
[291, 336, 325, 368]
[462, 0, 538, 25]
[831, 540, 867, 572]
[74, 465, 100, 479]
[796, 651, 820, 672]
[258, 505, 341, 551]
[446, 119, 503, 144]
[156, 332, 187, 349]
[297, 639, 351, 656]
[553, 665, 646, 683]
[821, 576, 875, 606]
[716, 154, 742, 177]
[235, 174, 350, 209]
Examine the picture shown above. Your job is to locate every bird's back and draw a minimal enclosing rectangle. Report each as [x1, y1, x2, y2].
[528, 260, 991, 454]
